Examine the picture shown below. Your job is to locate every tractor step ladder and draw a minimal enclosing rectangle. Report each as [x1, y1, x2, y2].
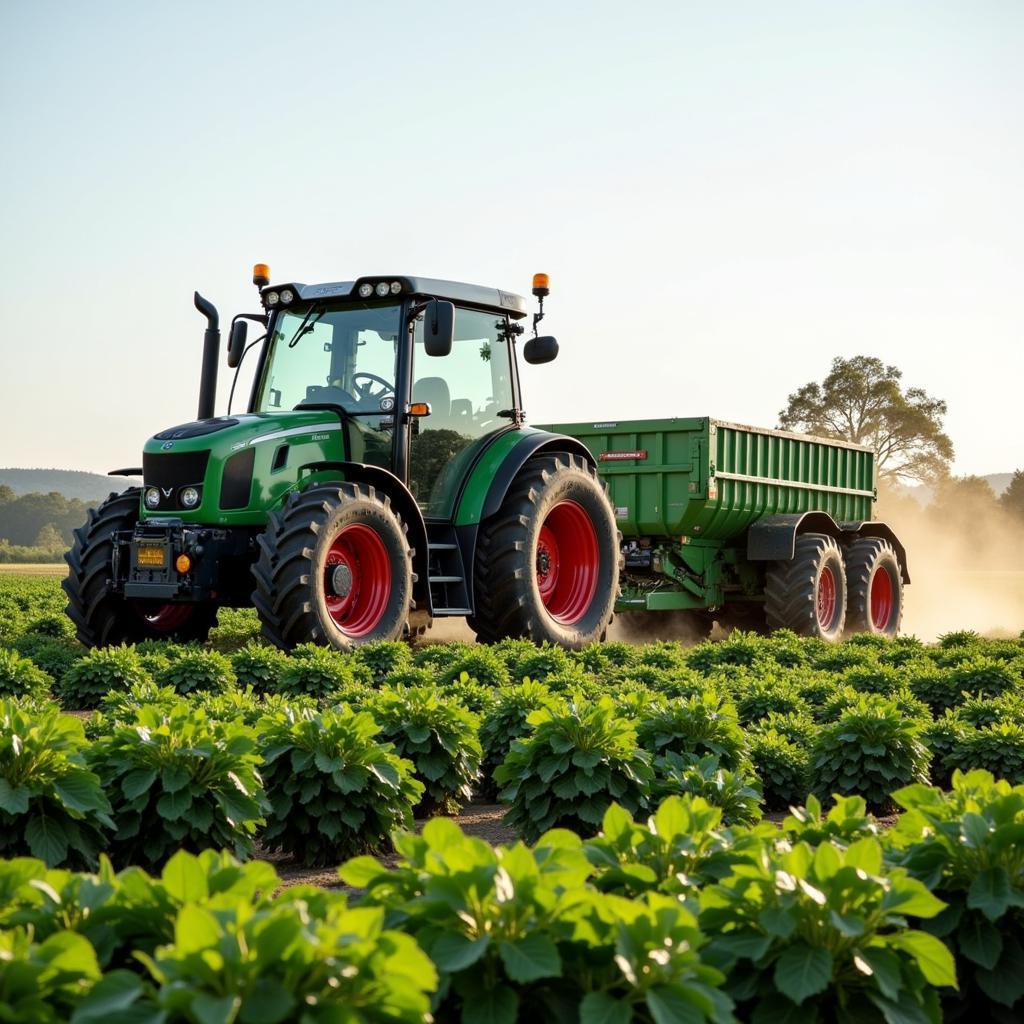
[426, 530, 471, 615]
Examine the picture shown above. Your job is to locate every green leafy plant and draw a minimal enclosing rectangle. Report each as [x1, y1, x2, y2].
[13, 632, 83, 682]
[731, 675, 802, 724]
[153, 647, 236, 696]
[496, 696, 653, 842]
[141, 893, 437, 1023]
[699, 835, 957, 1020]
[277, 643, 357, 697]
[749, 728, 810, 810]
[438, 647, 511, 688]
[354, 639, 411, 684]
[368, 686, 481, 814]
[440, 672, 500, 715]
[751, 710, 819, 746]
[230, 640, 289, 693]
[636, 690, 747, 769]
[97, 679, 181, 724]
[810, 696, 930, 810]
[653, 752, 762, 825]
[57, 645, 150, 711]
[946, 723, 1024, 784]
[890, 770, 1024, 1019]
[781, 793, 879, 847]
[0, 700, 113, 868]
[509, 644, 576, 683]
[259, 704, 422, 865]
[0, 647, 52, 700]
[87, 703, 267, 867]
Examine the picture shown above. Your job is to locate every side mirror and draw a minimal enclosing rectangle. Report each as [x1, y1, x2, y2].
[524, 335, 559, 365]
[227, 320, 247, 368]
[424, 299, 455, 357]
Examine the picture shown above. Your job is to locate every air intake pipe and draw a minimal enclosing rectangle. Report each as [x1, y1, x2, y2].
[194, 291, 220, 421]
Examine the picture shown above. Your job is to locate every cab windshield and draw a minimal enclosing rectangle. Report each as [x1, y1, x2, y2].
[257, 302, 401, 415]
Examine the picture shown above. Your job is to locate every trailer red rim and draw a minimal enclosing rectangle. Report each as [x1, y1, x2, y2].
[136, 603, 194, 633]
[535, 500, 599, 625]
[816, 565, 838, 630]
[323, 523, 391, 637]
[870, 566, 894, 630]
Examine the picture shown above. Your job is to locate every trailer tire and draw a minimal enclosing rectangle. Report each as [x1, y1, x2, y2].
[63, 489, 217, 647]
[469, 454, 618, 648]
[252, 483, 412, 651]
[844, 537, 904, 637]
[765, 533, 847, 641]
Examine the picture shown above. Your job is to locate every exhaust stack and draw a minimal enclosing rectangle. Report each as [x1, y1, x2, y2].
[194, 291, 220, 421]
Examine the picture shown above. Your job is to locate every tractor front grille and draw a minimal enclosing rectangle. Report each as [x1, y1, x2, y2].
[142, 450, 210, 511]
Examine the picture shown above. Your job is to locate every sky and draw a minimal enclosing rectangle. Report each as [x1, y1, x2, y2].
[0, 0, 1021, 477]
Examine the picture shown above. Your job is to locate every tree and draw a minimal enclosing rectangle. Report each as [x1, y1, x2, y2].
[1001, 470, 1024, 522]
[778, 356, 954, 485]
[34, 523, 64, 550]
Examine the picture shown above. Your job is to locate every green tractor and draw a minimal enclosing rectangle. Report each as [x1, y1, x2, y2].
[64, 268, 620, 650]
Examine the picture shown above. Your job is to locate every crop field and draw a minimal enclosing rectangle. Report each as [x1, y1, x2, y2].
[3, 573, 1024, 1021]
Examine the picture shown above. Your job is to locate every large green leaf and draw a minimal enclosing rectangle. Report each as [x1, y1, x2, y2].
[773, 944, 833, 1004]
[580, 991, 633, 1024]
[156, 788, 193, 821]
[192, 994, 242, 1024]
[432, 933, 490, 972]
[644, 985, 703, 1024]
[968, 867, 1012, 921]
[888, 930, 957, 988]
[498, 934, 562, 982]
[162, 849, 208, 903]
[175, 904, 221, 955]
[239, 978, 296, 1024]
[53, 770, 105, 813]
[957, 913, 1003, 969]
[25, 813, 69, 865]
[69, 970, 144, 1023]
[0, 778, 29, 815]
[121, 769, 157, 801]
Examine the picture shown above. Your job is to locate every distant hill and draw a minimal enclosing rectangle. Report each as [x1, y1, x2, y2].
[0, 468, 142, 502]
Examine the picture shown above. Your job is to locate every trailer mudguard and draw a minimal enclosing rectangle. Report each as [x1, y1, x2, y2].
[840, 520, 911, 583]
[294, 460, 430, 606]
[747, 512, 910, 583]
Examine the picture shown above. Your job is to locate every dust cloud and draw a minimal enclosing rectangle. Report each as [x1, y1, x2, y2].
[876, 491, 1024, 641]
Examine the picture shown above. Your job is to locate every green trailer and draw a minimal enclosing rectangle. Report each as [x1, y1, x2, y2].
[538, 417, 909, 640]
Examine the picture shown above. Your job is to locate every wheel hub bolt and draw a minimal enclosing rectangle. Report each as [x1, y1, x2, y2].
[330, 563, 354, 598]
[537, 550, 551, 576]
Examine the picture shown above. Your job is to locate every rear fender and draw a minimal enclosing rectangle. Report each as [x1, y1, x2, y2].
[291, 461, 430, 608]
[747, 512, 910, 583]
[453, 430, 597, 612]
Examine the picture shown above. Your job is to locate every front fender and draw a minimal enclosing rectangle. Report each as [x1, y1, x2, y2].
[291, 461, 430, 608]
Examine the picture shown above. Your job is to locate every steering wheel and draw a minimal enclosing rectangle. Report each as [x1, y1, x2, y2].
[352, 372, 395, 406]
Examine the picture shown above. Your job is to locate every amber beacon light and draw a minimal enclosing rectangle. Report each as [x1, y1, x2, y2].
[532, 272, 550, 297]
[252, 263, 271, 287]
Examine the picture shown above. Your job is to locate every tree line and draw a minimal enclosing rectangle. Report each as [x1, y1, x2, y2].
[0, 487, 91, 563]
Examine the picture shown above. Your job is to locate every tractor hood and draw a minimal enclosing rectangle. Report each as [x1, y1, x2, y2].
[139, 410, 345, 526]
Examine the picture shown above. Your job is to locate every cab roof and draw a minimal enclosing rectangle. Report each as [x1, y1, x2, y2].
[264, 276, 529, 319]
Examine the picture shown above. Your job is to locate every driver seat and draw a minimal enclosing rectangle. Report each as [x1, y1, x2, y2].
[413, 377, 451, 424]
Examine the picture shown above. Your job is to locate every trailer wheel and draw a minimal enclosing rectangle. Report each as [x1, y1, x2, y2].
[765, 533, 847, 641]
[251, 483, 412, 651]
[469, 454, 618, 648]
[844, 537, 904, 637]
[63, 489, 217, 647]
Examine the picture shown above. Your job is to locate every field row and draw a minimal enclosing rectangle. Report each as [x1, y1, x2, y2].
[2, 770, 1021, 1023]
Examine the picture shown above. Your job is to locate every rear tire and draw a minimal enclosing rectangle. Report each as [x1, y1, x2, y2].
[469, 454, 618, 648]
[251, 483, 413, 651]
[63, 489, 217, 647]
[765, 533, 847, 641]
[844, 537, 904, 637]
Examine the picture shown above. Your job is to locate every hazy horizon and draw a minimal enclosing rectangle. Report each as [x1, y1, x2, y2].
[1, 1, 1021, 477]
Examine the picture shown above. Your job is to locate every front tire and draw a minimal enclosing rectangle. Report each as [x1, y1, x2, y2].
[469, 454, 618, 648]
[844, 537, 904, 637]
[765, 533, 847, 641]
[63, 489, 217, 647]
[251, 483, 413, 651]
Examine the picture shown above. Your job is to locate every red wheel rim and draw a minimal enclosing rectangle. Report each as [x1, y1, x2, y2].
[136, 603, 193, 633]
[816, 565, 838, 630]
[870, 566, 894, 630]
[323, 523, 391, 638]
[535, 500, 599, 626]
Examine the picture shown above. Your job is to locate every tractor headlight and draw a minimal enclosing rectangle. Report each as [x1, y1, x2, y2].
[180, 487, 200, 508]
[358, 282, 374, 298]
[144, 488, 161, 509]
[279, 288, 294, 305]
[375, 281, 390, 297]
[389, 281, 402, 294]
[265, 290, 280, 306]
